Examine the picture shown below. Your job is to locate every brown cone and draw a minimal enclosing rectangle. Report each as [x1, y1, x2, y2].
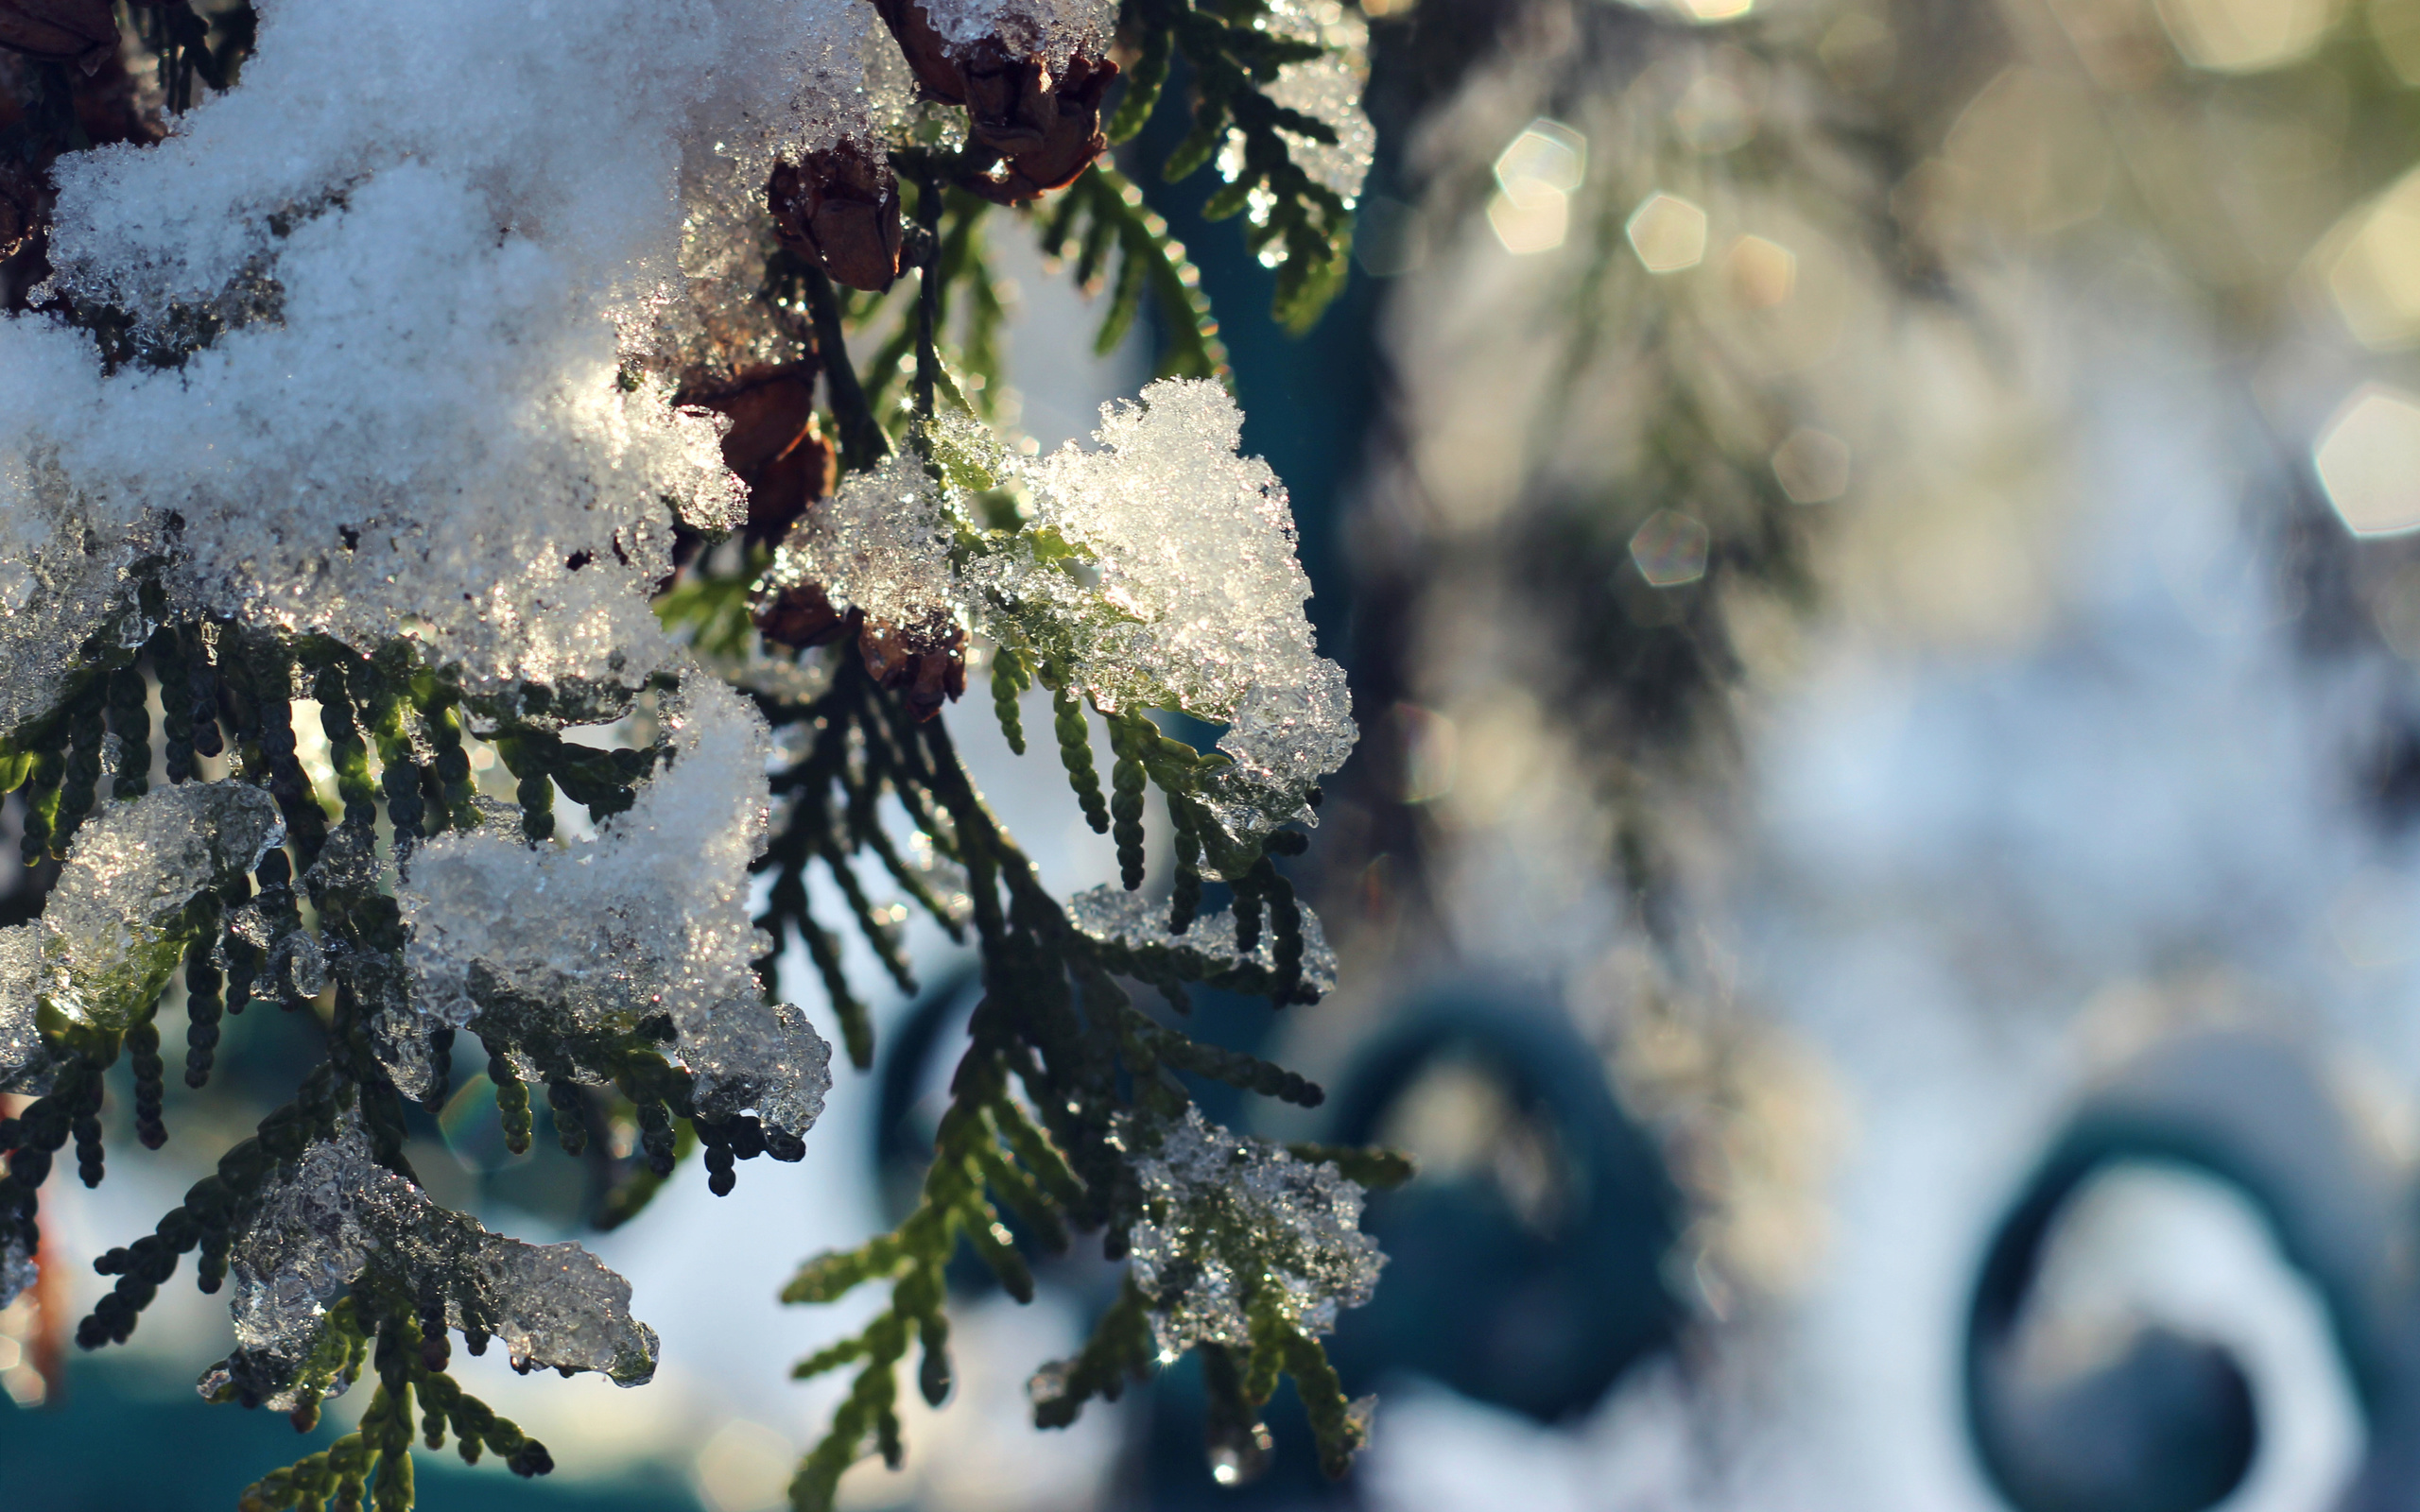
[754, 581, 969, 721]
[867, 0, 1115, 207]
[958, 50, 1115, 205]
[857, 613, 969, 721]
[677, 362, 837, 546]
[754, 581, 851, 650]
[769, 142, 904, 293]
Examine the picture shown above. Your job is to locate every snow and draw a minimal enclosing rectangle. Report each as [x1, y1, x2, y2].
[203, 1115, 659, 1412]
[904, 0, 1114, 64]
[965, 381, 1357, 838]
[0, 0, 927, 696]
[399, 674, 832, 1140]
[39, 781, 284, 1031]
[1124, 1106, 1384, 1359]
[1068, 884, 1339, 999]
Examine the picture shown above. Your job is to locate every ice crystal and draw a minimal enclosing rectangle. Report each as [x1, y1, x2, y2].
[0, 482, 140, 737]
[972, 380, 1357, 834]
[1125, 1106, 1384, 1358]
[0, 924, 51, 1096]
[1219, 1, 1374, 211]
[761, 448, 963, 634]
[204, 1118, 659, 1411]
[909, 0, 1115, 67]
[1067, 885, 1338, 999]
[399, 675, 831, 1137]
[40, 782, 285, 1031]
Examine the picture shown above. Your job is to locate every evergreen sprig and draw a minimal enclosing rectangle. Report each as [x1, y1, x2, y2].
[1117, 0, 1359, 331]
[1033, 163, 1229, 381]
[0, 4, 1389, 1507]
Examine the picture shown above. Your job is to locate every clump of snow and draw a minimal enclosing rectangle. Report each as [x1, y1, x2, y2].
[0, 925, 50, 1101]
[1219, 1, 1373, 215]
[0, 0, 933, 696]
[1068, 884, 1338, 999]
[760, 447, 962, 633]
[763, 383, 1355, 837]
[1124, 1105, 1384, 1359]
[908, 0, 1115, 68]
[990, 380, 1357, 833]
[399, 673, 831, 1138]
[202, 1115, 659, 1411]
[0, 480, 141, 738]
[40, 782, 285, 1032]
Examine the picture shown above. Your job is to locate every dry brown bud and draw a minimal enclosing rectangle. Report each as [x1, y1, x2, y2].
[769, 141, 904, 293]
[755, 581, 850, 650]
[858, 614, 968, 721]
[959, 51, 1115, 205]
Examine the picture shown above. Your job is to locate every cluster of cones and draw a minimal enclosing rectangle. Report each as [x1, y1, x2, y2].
[672, 342, 966, 722]
[768, 0, 1118, 295]
[744, 1, 1121, 718]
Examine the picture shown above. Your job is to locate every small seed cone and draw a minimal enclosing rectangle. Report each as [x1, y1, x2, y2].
[769, 141, 904, 293]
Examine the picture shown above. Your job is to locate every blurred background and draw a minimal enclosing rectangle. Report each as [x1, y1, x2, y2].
[22, 0, 2420, 1506]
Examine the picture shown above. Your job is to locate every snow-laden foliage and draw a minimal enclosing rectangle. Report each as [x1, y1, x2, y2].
[0, 1, 1385, 1506]
[767, 379, 1356, 842]
[203, 1114, 659, 1414]
[1126, 1105, 1385, 1357]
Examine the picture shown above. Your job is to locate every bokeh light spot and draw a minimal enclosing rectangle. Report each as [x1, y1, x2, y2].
[2314, 384, 2420, 536]
[1490, 119, 1587, 256]
[2153, 0, 2342, 73]
[1673, 71, 1757, 152]
[2322, 165, 2420, 349]
[1632, 510, 1713, 586]
[1726, 234, 1798, 308]
[1390, 702, 1461, 804]
[1772, 427, 1853, 503]
[1627, 193, 1710, 273]
[1495, 120, 1587, 196]
[1488, 187, 1568, 255]
[694, 1419, 795, 1512]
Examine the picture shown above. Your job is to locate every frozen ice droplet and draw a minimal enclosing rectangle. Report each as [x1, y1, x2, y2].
[0, 925, 55, 1096]
[1069, 885, 1337, 999]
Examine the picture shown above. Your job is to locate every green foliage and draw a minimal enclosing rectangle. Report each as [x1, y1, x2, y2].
[1116, 0, 1358, 331]
[0, 614, 756, 1503]
[1033, 164, 1228, 381]
[0, 3, 1391, 1507]
[236, 1308, 552, 1512]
